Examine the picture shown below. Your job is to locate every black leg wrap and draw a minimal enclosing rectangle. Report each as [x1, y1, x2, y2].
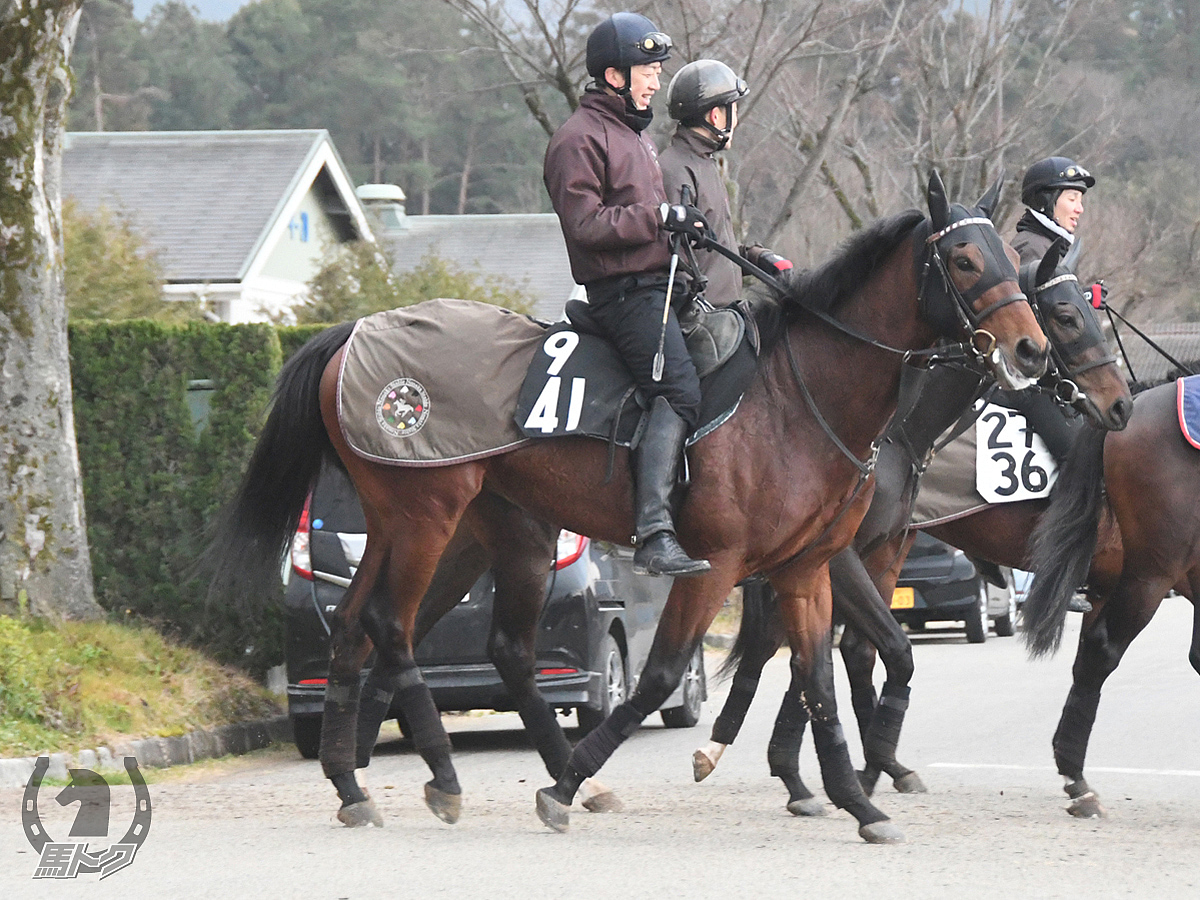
[811, 717, 887, 826]
[515, 695, 572, 778]
[320, 676, 362, 779]
[711, 672, 760, 745]
[394, 676, 459, 793]
[766, 686, 808, 779]
[355, 668, 401, 769]
[849, 682, 878, 744]
[862, 684, 909, 769]
[569, 702, 646, 779]
[1053, 687, 1101, 780]
[331, 771, 368, 806]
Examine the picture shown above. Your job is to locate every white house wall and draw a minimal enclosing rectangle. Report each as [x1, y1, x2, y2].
[258, 188, 342, 286]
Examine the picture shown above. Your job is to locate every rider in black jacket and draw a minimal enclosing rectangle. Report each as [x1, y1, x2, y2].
[1001, 156, 1097, 462]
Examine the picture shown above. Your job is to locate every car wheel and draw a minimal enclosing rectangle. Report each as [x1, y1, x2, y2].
[993, 587, 1018, 637]
[577, 633, 627, 734]
[964, 578, 989, 643]
[661, 646, 705, 728]
[292, 714, 322, 760]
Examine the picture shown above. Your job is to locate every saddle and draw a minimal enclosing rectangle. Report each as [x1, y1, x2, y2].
[563, 295, 753, 378]
[515, 298, 759, 448]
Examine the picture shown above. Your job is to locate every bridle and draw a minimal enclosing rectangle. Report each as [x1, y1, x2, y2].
[1023, 267, 1117, 408]
[918, 215, 1030, 364]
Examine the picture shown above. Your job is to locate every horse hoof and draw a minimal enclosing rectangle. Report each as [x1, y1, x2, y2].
[1066, 792, 1106, 819]
[337, 799, 383, 828]
[581, 790, 623, 813]
[786, 797, 828, 817]
[693, 749, 716, 782]
[536, 788, 570, 833]
[859, 821, 905, 844]
[893, 771, 928, 794]
[424, 782, 462, 824]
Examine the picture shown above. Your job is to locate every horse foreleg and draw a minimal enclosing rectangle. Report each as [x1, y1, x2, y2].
[831, 549, 923, 795]
[777, 566, 903, 844]
[766, 670, 824, 816]
[536, 571, 735, 832]
[694, 579, 785, 782]
[1053, 573, 1168, 818]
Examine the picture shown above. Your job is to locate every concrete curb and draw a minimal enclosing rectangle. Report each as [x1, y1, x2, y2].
[0, 715, 292, 788]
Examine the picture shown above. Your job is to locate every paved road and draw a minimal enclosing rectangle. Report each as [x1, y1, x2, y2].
[3, 598, 1199, 899]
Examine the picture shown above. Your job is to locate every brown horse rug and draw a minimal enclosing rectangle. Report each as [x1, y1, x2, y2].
[337, 298, 758, 467]
[337, 299, 543, 466]
[912, 401, 1060, 527]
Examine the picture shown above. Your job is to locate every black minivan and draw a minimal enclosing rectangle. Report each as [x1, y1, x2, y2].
[283, 465, 705, 758]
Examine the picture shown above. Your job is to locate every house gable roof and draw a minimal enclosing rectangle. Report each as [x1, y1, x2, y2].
[63, 129, 371, 284]
[381, 214, 579, 321]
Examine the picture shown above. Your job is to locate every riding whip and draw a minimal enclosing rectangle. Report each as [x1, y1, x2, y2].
[652, 245, 680, 382]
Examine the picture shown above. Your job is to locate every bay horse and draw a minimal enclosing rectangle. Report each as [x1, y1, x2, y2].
[691, 238, 1132, 813]
[1018, 379, 1200, 816]
[209, 172, 1048, 843]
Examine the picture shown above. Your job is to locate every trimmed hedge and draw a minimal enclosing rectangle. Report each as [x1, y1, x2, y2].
[69, 320, 295, 672]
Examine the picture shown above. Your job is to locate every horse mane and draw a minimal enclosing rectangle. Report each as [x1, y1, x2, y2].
[751, 209, 926, 353]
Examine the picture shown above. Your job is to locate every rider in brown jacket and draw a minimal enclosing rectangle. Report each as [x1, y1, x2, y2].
[543, 12, 711, 577]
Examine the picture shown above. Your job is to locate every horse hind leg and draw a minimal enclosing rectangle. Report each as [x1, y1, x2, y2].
[480, 505, 621, 813]
[320, 547, 386, 827]
[355, 533, 493, 773]
[831, 549, 924, 796]
[1054, 574, 1168, 818]
[694, 579, 784, 782]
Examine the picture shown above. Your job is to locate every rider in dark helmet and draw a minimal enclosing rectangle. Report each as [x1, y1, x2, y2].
[1012, 156, 1095, 263]
[658, 59, 749, 306]
[659, 59, 791, 307]
[1006, 156, 1097, 612]
[545, 12, 710, 577]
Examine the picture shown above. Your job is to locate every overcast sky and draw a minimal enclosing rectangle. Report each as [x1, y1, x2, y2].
[132, 0, 248, 21]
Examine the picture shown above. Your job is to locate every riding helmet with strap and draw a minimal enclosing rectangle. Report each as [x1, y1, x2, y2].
[666, 59, 748, 150]
[1020, 157, 1095, 218]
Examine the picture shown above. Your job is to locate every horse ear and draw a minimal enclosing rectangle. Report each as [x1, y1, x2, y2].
[1062, 235, 1083, 271]
[1036, 239, 1065, 285]
[975, 173, 1004, 219]
[927, 169, 950, 232]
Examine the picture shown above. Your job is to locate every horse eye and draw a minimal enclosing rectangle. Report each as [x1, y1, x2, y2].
[1055, 312, 1076, 327]
[955, 256, 975, 271]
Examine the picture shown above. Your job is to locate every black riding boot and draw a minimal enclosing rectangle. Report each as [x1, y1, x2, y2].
[632, 396, 710, 577]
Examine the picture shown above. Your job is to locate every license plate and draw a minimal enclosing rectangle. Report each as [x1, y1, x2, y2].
[890, 587, 915, 609]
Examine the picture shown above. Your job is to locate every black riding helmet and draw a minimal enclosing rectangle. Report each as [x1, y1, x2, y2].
[666, 59, 748, 149]
[586, 12, 672, 90]
[1021, 156, 1096, 217]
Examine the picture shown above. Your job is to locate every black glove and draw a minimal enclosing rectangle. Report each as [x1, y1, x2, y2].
[660, 203, 711, 244]
[740, 242, 794, 273]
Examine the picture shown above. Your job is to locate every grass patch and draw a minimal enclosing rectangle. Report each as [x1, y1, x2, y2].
[0, 615, 280, 758]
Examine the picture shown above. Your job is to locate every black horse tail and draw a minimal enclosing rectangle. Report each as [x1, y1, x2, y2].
[204, 321, 356, 604]
[717, 579, 781, 681]
[1021, 424, 1107, 658]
